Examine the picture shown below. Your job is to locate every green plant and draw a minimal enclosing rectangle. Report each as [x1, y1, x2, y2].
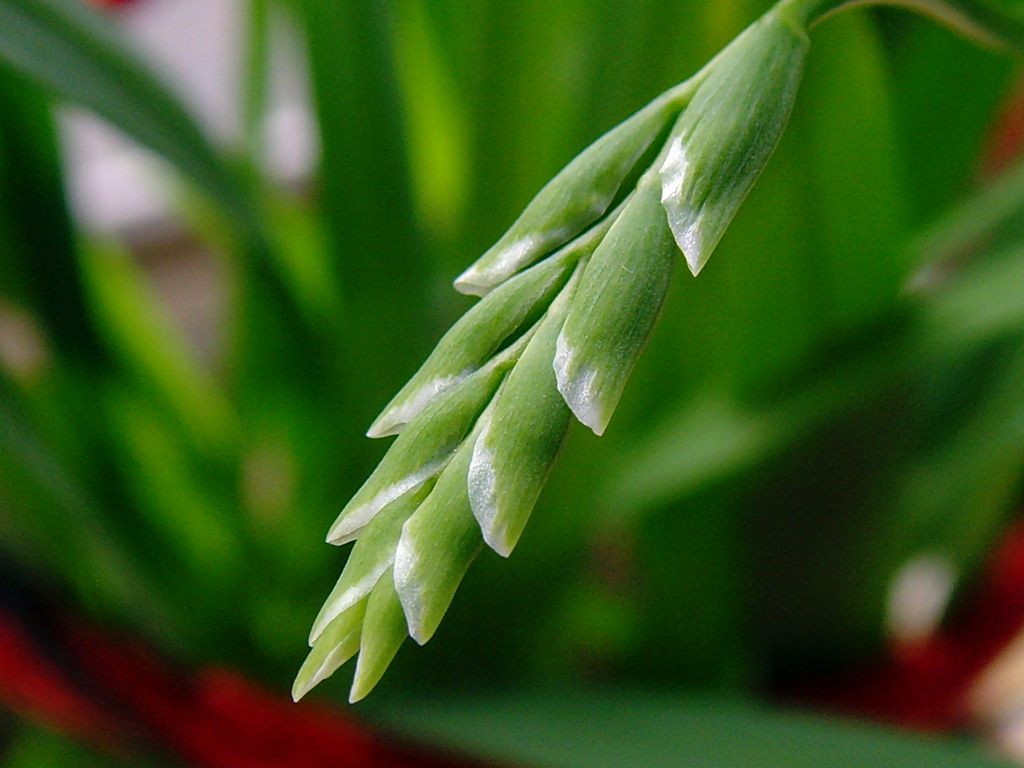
[294, 0, 1024, 701]
[1, 1, 1024, 763]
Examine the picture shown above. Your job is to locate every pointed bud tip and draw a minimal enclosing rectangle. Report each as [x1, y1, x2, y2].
[453, 269, 493, 297]
[659, 152, 708, 278]
[309, 590, 364, 646]
[671, 222, 707, 277]
[408, 623, 431, 646]
[552, 334, 609, 436]
[365, 418, 401, 439]
[291, 670, 317, 703]
[325, 525, 357, 546]
[348, 677, 371, 704]
[328, 476, 434, 545]
[396, 591, 432, 646]
[483, 530, 513, 558]
[368, 376, 468, 439]
[468, 440, 507, 557]
[392, 536, 430, 645]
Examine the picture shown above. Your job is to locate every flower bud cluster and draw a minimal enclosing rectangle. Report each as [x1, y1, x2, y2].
[295, 6, 810, 703]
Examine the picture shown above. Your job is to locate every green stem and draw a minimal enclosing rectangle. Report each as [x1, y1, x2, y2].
[777, 0, 1024, 49]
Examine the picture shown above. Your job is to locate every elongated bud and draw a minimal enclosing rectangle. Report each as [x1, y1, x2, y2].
[393, 416, 487, 644]
[292, 599, 366, 702]
[554, 179, 677, 435]
[468, 276, 577, 556]
[349, 570, 407, 703]
[454, 83, 694, 296]
[310, 482, 432, 645]
[367, 221, 606, 438]
[327, 359, 510, 544]
[660, 10, 808, 276]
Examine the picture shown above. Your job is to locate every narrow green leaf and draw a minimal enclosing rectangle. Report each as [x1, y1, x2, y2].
[102, 383, 240, 585]
[0, 69, 103, 367]
[393, 419, 486, 644]
[468, 278, 577, 556]
[454, 80, 694, 296]
[292, 598, 366, 702]
[918, 243, 1024, 357]
[349, 570, 408, 703]
[660, 10, 808, 275]
[0, 0, 259, 236]
[0, 373, 160, 624]
[310, 482, 433, 645]
[796, 11, 908, 330]
[81, 244, 234, 454]
[368, 225, 600, 438]
[888, 17, 1012, 224]
[555, 179, 677, 435]
[285, 0, 432, 445]
[327, 357, 510, 545]
[390, 0, 471, 236]
[374, 690, 1011, 768]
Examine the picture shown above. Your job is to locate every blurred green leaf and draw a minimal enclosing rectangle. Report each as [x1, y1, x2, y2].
[885, 16, 1014, 224]
[80, 243, 235, 454]
[0, 68, 104, 367]
[2, 724, 143, 768]
[0, 0, 261, 238]
[372, 691, 1010, 768]
[606, 237, 1024, 514]
[287, 0, 429, 430]
[911, 154, 1024, 272]
[0, 372, 171, 630]
[797, 11, 909, 330]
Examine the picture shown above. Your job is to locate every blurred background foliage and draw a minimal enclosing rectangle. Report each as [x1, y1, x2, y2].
[0, 0, 1023, 763]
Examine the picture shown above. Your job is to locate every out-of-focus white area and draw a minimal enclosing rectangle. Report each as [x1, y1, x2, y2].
[970, 629, 1024, 765]
[973, 632, 1024, 732]
[59, 0, 317, 237]
[885, 553, 958, 645]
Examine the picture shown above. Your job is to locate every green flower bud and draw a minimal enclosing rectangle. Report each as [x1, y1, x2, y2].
[309, 482, 433, 645]
[348, 570, 408, 703]
[292, 598, 366, 702]
[660, 10, 808, 276]
[555, 178, 677, 435]
[393, 417, 487, 644]
[468, 276, 578, 556]
[367, 224, 604, 439]
[453, 82, 695, 296]
[327, 357, 511, 544]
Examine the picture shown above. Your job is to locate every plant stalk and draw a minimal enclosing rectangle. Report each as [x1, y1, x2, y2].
[777, 0, 1024, 50]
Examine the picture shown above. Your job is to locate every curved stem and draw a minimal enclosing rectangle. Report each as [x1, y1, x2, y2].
[777, 0, 1024, 50]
